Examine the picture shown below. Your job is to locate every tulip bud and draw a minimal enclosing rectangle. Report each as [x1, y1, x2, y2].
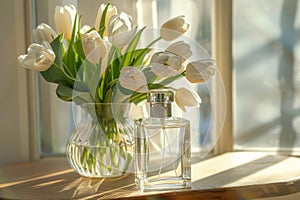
[175, 87, 202, 111]
[119, 67, 148, 93]
[150, 51, 182, 77]
[108, 12, 137, 48]
[95, 3, 117, 36]
[185, 60, 216, 83]
[165, 41, 192, 61]
[81, 30, 107, 64]
[54, 4, 77, 40]
[160, 15, 189, 41]
[33, 23, 57, 44]
[18, 41, 55, 71]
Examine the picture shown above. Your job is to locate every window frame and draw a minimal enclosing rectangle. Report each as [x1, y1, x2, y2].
[211, 0, 233, 154]
[23, 0, 41, 161]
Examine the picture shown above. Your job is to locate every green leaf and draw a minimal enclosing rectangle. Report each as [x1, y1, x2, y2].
[42, 34, 75, 86]
[72, 41, 84, 77]
[143, 67, 157, 83]
[111, 49, 122, 79]
[56, 84, 73, 101]
[77, 15, 82, 40]
[101, 46, 118, 94]
[130, 92, 147, 105]
[98, 86, 104, 102]
[99, 3, 110, 37]
[62, 46, 77, 78]
[73, 39, 85, 60]
[107, 45, 117, 65]
[40, 63, 74, 86]
[56, 83, 92, 104]
[88, 61, 102, 101]
[106, 46, 122, 79]
[103, 88, 113, 103]
[111, 84, 132, 103]
[73, 80, 89, 92]
[98, 26, 105, 37]
[70, 13, 78, 43]
[61, 13, 79, 78]
[74, 59, 95, 82]
[50, 34, 64, 67]
[132, 48, 152, 66]
[121, 27, 146, 67]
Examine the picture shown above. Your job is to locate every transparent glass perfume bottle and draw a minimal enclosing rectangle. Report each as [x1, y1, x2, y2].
[134, 89, 191, 190]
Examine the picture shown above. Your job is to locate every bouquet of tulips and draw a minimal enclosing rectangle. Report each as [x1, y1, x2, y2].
[17, 3, 216, 176]
[18, 3, 215, 111]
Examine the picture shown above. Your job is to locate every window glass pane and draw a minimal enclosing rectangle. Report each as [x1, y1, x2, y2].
[233, 0, 300, 152]
[35, 0, 78, 155]
[156, 0, 212, 156]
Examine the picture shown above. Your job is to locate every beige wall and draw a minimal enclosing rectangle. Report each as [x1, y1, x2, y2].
[0, 0, 30, 164]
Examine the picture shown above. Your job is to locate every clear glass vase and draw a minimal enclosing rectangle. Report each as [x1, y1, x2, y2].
[66, 103, 134, 178]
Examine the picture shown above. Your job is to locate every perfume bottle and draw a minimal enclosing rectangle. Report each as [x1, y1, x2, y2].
[134, 89, 191, 190]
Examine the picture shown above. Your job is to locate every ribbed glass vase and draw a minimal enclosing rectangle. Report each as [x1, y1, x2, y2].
[66, 103, 134, 178]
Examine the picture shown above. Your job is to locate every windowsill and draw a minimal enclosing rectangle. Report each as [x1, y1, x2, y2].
[1, 152, 300, 199]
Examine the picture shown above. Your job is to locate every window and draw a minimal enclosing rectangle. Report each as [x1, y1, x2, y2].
[233, 0, 300, 154]
[7, 0, 298, 165]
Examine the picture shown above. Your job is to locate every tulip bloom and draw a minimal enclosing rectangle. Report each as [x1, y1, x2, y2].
[175, 87, 202, 111]
[119, 67, 148, 93]
[185, 60, 216, 83]
[80, 25, 92, 34]
[160, 16, 189, 41]
[166, 41, 192, 61]
[54, 4, 77, 40]
[95, 3, 117, 36]
[108, 12, 137, 48]
[81, 30, 107, 64]
[18, 41, 55, 71]
[150, 52, 182, 77]
[33, 23, 57, 44]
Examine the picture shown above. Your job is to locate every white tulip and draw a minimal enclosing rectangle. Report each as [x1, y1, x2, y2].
[166, 41, 192, 61]
[33, 23, 57, 44]
[151, 64, 179, 78]
[54, 4, 77, 40]
[80, 25, 92, 34]
[175, 87, 202, 111]
[81, 30, 107, 64]
[18, 41, 55, 71]
[108, 12, 137, 48]
[150, 52, 182, 77]
[185, 60, 216, 83]
[160, 15, 189, 41]
[95, 3, 117, 36]
[119, 67, 148, 93]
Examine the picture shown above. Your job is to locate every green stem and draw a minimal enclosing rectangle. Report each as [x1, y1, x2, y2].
[128, 71, 184, 104]
[157, 71, 185, 86]
[135, 36, 162, 63]
[108, 45, 117, 80]
[146, 36, 162, 49]
[62, 62, 76, 81]
[129, 93, 147, 104]
[107, 79, 119, 89]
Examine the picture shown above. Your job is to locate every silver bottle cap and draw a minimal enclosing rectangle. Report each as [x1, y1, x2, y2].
[147, 89, 174, 118]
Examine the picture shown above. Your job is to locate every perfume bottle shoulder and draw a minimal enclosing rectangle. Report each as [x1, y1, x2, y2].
[135, 117, 190, 128]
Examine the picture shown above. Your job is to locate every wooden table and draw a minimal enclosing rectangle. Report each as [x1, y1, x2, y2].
[1, 152, 300, 199]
